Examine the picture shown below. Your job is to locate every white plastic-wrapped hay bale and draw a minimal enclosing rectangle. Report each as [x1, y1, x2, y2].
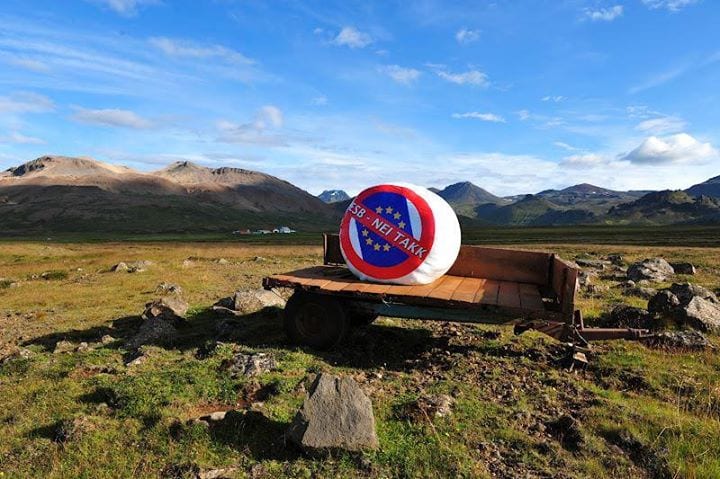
[339, 183, 461, 285]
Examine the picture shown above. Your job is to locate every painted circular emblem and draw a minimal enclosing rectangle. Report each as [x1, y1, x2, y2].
[339, 184, 437, 281]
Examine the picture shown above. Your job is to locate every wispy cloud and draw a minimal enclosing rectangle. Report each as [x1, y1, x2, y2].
[621, 133, 717, 164]
[436, 69, 489, 86]
[72, 107, 154, 129]
[379, 65, 421, 84]
[0, 131, 45, 145]
[0, 92, 55, 113]
[629, 65, 688, 93]
[641, 0, 698, 11]
[216, 105, 286, 145]
[562, 153, 607, 167]
[149, 37, 254, 65]
[583, 5, 624, 22]
[451, 112, 505, 123]
[635, 115, 686, 135]
[455, 28, 480, 44]
[88, 0, 160, 17]
[554, 141, 581, 152]
[541, 95, 566, 103]
[332, 26, 373, 48]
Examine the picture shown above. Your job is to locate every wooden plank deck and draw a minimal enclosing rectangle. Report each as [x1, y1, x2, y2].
[264, 265, 547, 312]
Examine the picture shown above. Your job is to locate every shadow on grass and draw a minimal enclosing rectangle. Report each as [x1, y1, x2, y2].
[205, 410, 297, 461]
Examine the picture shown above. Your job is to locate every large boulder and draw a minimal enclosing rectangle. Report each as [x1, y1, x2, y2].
[683, 297, 720, 333]
[648, 290, 681, 315]
[142, 296, 188, 321]
[213, 288, 286, 316]
[670, 262, 696, 275]
[219, 352, 277, 377]
[626, 258, 674, 283]
[606, 305, 655, 329]
[127, 296, 188, 349]
[287, 373, 378, 454]
[669, 283, 718, 305]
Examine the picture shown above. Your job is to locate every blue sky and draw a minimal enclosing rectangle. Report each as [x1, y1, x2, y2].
[1, 0, 719, 196]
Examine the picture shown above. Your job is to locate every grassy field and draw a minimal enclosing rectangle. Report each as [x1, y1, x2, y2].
[1, 240, 720, 478]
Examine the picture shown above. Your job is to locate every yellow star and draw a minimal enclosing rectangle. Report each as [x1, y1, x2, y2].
[398, 221, 406, 229]
[361, 229, 369, 237]
[373, 243, 381, 251]
[375, 206, 383, 214]
[383, 243, 391, 251]
[385, 206, 393, 214]
[365, 237, 373, 245]
[393, 212, 401, 220]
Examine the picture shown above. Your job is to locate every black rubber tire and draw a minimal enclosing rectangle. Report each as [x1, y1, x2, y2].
[283, 291, 349, 350]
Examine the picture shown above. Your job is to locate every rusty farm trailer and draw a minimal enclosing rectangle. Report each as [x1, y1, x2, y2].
[263, 234, 648, 350]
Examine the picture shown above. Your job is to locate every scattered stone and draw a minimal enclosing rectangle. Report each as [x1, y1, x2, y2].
[402, 394, 456, 421]
[626, 258, 674, 283]
[198, 411, 228, 423]
[683, 297, 720, 333]
[607, 254, 624, 266]
[670, 262, 696, 275]
[142, 296, 188, 321]
[76, 342, 90, 352]
[575, 258, 609, 270]
[643, 331, 713, 351]
[585, 284, 610, 295]
[253, 256, 266, 262]
[111, 262, 129, 273]
[577, 270, 597, 289]
[213, 288, 286, 316]
[624, 286, 657, 300]
[198, 468, 238, 479]
[286, 373, 378, 454]
[545, 414, 584, 451]
[53, 340, 75, 354]
[156, 282, 183, 295]
[0, 348, 33, 364]
[182, 259, 194, 268]
[53, 416, 93, 443]
[607, 305, 654, 329]
[648, 290, 681, 315]
[216, 258, 229, 265]
[618, 280, 636, 289]
[220, 352, 277, 377]
[100, 335, 116, 345]
[125, 353, 148, 367]
[669, 283, 718, 305]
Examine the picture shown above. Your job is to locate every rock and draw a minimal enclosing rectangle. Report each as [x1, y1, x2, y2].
[213, 289, 286, 316]
[125, 353, 148, 367]
[198, 468, 238, 479]
[111, 262, 128, 272]
[626, 258, 674, 282]
[669, 283, 718, 305]
[607, 305, 654, 329]
[619, 280, 636, 289]
[76, 342, 90, 352]
[413, 394, 455, 419]
[216, 258, 229, 265]
[142, 296, 188, 321]
[545, 414, 584, 451]
[100, 335, 116, 345]
[53, 417, 93, 443]
[575, 258, 609, 270]
[220, 352, 277, 377]
[286, 373, 378, 454]
[648, 290, 680, 315]
[607, 254, 624, 266]
[625, 286, 657, 300]
[683, 297, 720, 333]
[253, 256, 266, 262]
[670, 262, 696, 275]
[127, 260, 152, 273]
[643, 331, 713, 351]
[577, 270, 597, 288]
[156, 282, 183, 295]
[182, 259, 193, 268]
[53, 340, 75, 354]
[586, 284, 609, 295]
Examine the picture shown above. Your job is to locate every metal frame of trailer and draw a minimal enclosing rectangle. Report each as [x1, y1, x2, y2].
[262, 234, 649, 350]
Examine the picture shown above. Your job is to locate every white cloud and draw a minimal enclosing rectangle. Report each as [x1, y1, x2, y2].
[562, 153, 607, 167]
[451, 112, 506, 123]
[642, 0, 698, 11]
[72, 107, 154, 129]
[149, 37, 254, 65]
[311, 96, 328, 106]
[216, 105, 286, 145]
[89, 0, 159, 17]
[517, 109, 531, 121]
[436, 69, 489, 87]
[584, 5, 624, 21]
[635, 116, 686, 135]
[554, 141, 580, 151]
[541, 95, 567, 102]
[0, 132, 45, 144]
[455, 28, 480, 44]
[621, 133, 717, 164]
[6, 57, 50, 72]
[380, 65, 421, 84]
[332, 26, 373, 48]
[0, 92, 55, 113]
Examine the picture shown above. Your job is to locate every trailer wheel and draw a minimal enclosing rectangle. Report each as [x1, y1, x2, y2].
[283, 292, 349, 350]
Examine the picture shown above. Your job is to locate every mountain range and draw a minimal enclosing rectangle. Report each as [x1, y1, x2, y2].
[1, 155, 719, 235]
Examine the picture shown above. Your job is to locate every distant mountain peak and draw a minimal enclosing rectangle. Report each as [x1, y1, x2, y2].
[3, 155, 131, 178]
[437, 181, 503, 205]
[318, 189, 350, 203]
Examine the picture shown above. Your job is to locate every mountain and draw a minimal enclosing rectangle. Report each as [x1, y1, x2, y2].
[686, 175, 720, 198]
[474, 194, 597, 226]
[607, 190, 720, 225]
[436, 181, 508, 217]
[536, 183, 647, 213]
[0, 156, 334, 235]
[317, 189, 350, 203]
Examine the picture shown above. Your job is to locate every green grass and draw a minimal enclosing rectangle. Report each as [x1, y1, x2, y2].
[1, 240, 720, 477]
